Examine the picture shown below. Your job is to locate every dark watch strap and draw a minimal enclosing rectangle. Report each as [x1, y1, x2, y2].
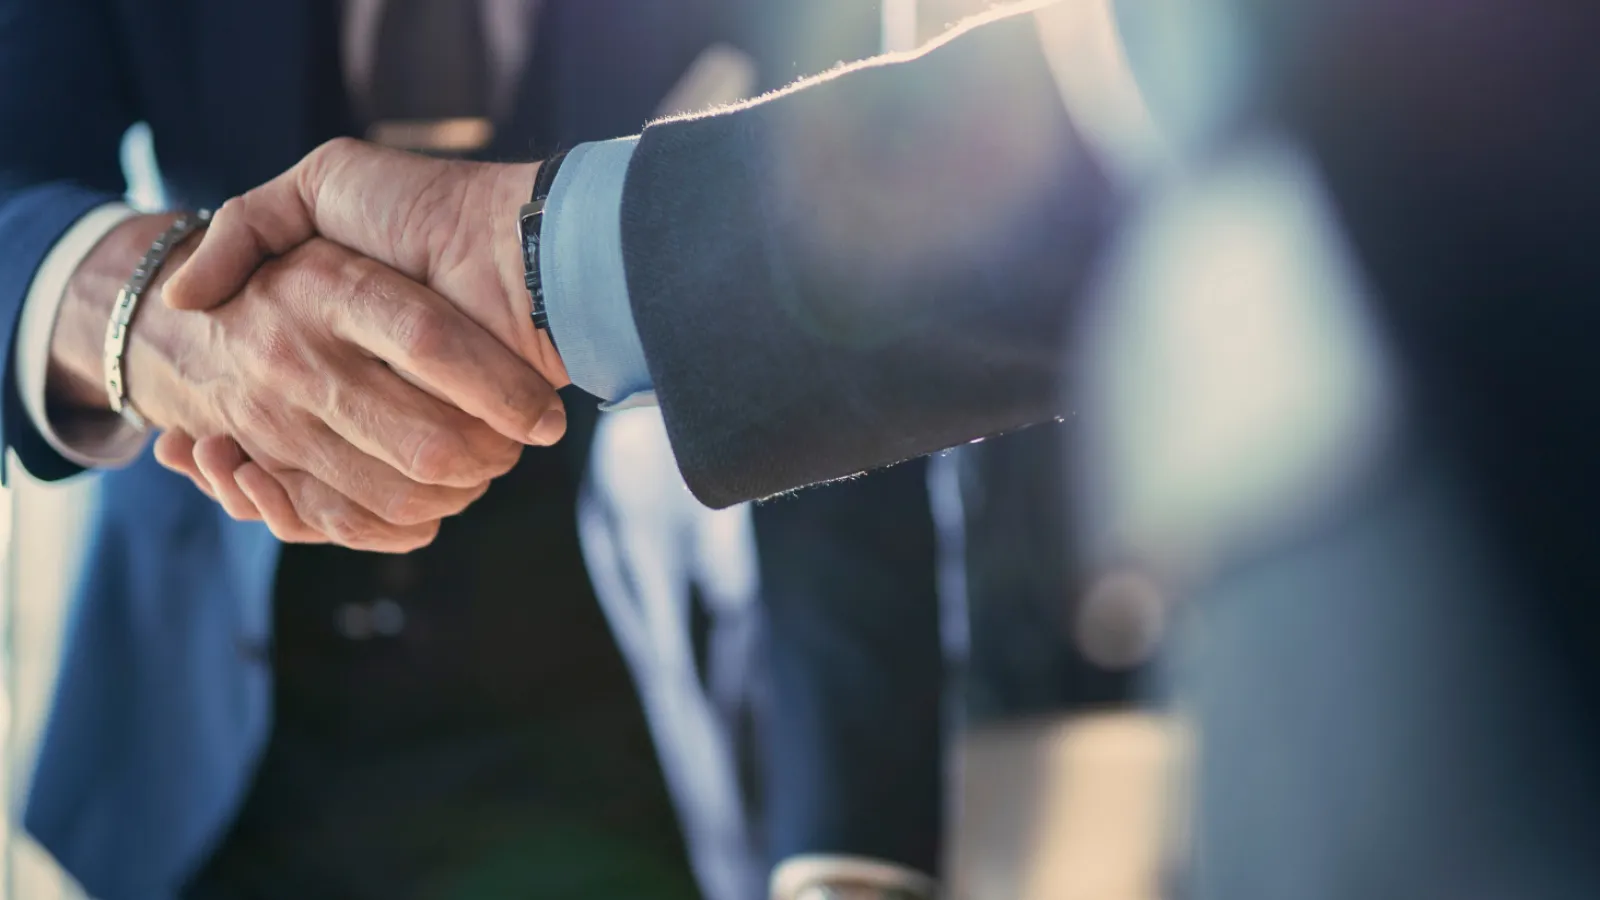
[519, 150, 570, 333]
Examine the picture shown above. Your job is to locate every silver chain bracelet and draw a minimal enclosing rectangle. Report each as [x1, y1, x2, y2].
[102, 209, 212, 431]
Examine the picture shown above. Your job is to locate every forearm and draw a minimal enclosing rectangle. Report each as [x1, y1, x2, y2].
[620, 7, 1116, 508]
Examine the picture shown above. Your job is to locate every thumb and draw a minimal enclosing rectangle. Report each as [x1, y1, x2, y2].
[163, 169, 318, 311]
[166, 138, 438, 311]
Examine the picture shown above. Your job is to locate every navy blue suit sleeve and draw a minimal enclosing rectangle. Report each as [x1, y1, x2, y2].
[619, 6, 1118, 509]
[0, 0, 139, 484]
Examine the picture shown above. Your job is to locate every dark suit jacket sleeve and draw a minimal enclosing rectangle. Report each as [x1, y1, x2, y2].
[618, 3, 1116, 509]
[0, 0, 139, 485]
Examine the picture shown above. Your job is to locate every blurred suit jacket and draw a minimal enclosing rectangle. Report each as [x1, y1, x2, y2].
[0, 1, 946, 897]
[606, 4, 1122, 509]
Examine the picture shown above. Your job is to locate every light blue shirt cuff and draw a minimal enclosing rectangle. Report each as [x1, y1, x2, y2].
[541, 136, 659, 411]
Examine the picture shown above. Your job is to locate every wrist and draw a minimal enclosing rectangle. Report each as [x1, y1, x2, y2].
[488, 160, 570, 387]
[123, 236, 207, 430]
[48, 213, 206, 430]
[48, 214, 181, 415]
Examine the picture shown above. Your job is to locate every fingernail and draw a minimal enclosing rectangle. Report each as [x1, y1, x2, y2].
[530, 408, 566, 445]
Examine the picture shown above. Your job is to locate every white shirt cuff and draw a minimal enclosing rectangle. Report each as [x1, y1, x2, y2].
[17, 202, 152, 470]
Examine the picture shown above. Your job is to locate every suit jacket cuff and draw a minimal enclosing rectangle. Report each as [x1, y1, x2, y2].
[540, 137, 659, 410]
[1, 183, 133, 485]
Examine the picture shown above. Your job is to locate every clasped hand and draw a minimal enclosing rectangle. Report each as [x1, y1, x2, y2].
[145, 140, 562, 552]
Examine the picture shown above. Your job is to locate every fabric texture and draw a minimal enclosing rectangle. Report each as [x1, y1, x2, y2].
[619, 5, 1117, 509]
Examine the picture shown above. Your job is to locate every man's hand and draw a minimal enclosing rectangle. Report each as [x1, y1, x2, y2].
[155, 140, 570, 547]
[50, 215, 562, 553]
[165, 138, 565, 391]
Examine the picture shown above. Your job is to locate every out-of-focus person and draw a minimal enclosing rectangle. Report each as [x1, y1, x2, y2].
[0, 2, 951, 898]
[1075, 0, 1600, 897]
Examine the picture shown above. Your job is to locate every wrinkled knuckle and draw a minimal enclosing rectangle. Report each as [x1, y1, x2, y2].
[390, 303, 455, 365]
[250, 323, 306, 373]
[340, 259, 398, 320]
[382, 482, 439, 526]
[481, 435, 523, 477]
[403, 427, 463, 485]
[341, 249, 388, 289]
[321, 507, 375, 549]
[381, 488, 417, 526]
[319, 380, 367, 434]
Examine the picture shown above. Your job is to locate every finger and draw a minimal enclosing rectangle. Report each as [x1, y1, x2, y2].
[308, 357, 524, 492]
[193, 435, 266, 523]
[280, 415, 493, 526]
[233, 463, 330, 545]
[153, 430, 218, 501]
[332, 285, 567, 446]
[245, 465, 441, 554]
[164, 171, 319, 311]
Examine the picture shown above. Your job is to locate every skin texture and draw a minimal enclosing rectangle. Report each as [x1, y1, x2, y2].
[149, 140, 561, 547]
[51, 197, 562, 552]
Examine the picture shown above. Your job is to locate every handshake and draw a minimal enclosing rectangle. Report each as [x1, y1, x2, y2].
[57, 140, 570, 553]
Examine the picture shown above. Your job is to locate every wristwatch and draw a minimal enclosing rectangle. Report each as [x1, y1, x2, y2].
[518, 150, 570, 335]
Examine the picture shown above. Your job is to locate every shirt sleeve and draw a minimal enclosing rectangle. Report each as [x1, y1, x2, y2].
[539, 136, 659, 411]
[16, 202, 151, 469]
